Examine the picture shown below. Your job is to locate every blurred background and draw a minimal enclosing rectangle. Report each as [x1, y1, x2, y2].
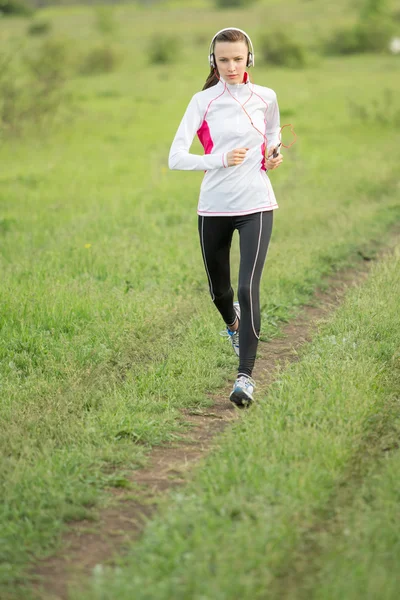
[1, 0, 399, 140]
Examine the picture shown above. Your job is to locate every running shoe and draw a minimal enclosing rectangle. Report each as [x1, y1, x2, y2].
[220, 302, 240, 357]
[229, 375, 256, 407]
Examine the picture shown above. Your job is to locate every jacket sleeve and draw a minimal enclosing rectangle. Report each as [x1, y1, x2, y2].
[168, 95, 227, 171]
[265, 92, 281, 154]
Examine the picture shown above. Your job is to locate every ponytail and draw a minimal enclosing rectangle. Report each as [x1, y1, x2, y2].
[202, 67, 219, 90]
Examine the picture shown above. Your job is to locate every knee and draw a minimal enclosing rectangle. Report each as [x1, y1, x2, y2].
[238, 283, 251, 308]
[213, 286, 233, 304]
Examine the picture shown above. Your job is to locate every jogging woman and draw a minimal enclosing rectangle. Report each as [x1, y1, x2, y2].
[168, 27, 283, 406]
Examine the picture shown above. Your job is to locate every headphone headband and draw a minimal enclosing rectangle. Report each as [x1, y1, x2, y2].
[208, 27, 255, 68]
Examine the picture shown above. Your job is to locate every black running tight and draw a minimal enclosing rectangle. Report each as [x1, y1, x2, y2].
[198, 210, 273, 377]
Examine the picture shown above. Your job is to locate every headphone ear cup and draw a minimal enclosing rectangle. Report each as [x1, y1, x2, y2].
[247, 52, 254, 67]
[209, 53, 215, 68]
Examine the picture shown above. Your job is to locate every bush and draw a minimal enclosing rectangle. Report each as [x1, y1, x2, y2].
[326, 0, 395, 55]
[78, 44, 120, 76]
[326, 16, 394, 55]
[27, 18, 52, 36]
[148, 34, 180, 65]
[0, 38, 71, 134]
[259, 31, 308, 68]
[355, 16, 395, 52]
[326, 26, 362, 55]
[26, 37, 69, 86]
[0, 0, 33, 16]
[360, 0, 390, 19]
[25, 38, 71, 122]
[94, 6, 117, 38]
[0, 69, 26, 132]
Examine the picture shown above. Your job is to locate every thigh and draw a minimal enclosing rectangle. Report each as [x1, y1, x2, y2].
[198, 215, 235, 292]
[237, 211, 273, 286]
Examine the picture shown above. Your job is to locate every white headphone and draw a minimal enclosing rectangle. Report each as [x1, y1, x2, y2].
[208, 27, 255, 69]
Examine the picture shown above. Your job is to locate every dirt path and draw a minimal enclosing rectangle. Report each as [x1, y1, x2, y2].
[31, 236, 398, 600]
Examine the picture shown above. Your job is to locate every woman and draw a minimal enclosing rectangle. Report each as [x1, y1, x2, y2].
[168, 27, 283, 407]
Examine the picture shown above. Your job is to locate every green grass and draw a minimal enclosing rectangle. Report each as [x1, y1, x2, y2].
[309, 449, 400, 600]
[75, 244, 400, 600]
[0, 0, 400, 596]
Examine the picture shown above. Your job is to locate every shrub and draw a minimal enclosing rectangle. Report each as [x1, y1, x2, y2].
[26, 37, 69, 86]
[326, 17, 394, 55]
[27, 18, 52, 36]
[355, 16, 395, 52]
[25, 38, 71, 122]
[259, 31, 308, 68]
[78, 44, 120, 76]
[0, 38, 71, 133]
[94, 6, 118, 38]
[0, 69, 27, 132]
[0, 0, 33, 16]
[148, 34, 180, 65]
[326, 26, 362, 55]
[360, 0, 390, 19]
[326, 0, 395, 55]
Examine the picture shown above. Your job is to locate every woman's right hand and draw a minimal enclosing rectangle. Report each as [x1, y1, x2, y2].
[226, 148, 249, 167]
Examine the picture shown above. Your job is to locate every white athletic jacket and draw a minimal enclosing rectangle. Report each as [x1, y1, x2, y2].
[168, 73, 280, 216]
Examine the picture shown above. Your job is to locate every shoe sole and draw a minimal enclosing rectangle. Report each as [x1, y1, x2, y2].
[229, 389, 253, 408]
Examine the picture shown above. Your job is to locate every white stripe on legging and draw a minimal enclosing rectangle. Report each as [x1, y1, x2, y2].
[249, 212, 263, 340]
[200, 216, 215, 301]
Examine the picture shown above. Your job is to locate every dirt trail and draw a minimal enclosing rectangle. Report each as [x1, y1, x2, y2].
[32, 237, 398, 600]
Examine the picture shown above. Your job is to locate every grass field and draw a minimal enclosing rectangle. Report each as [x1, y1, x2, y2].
[0, 0, 400, 597]
[75, 236, 400, 600]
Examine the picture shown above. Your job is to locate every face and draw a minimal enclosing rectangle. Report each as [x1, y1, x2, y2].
[214, 40, 248, 84]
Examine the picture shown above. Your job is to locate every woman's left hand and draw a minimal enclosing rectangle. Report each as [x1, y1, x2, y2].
[265, 147, 284, 171]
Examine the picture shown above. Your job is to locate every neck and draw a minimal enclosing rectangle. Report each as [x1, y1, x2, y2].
[219, 71, 249, 86]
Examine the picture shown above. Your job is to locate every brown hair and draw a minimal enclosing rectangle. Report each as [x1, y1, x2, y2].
[202, 29, 249, 91]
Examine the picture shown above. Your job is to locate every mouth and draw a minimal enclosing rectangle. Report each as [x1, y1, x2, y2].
[228, 74, 238, 78]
